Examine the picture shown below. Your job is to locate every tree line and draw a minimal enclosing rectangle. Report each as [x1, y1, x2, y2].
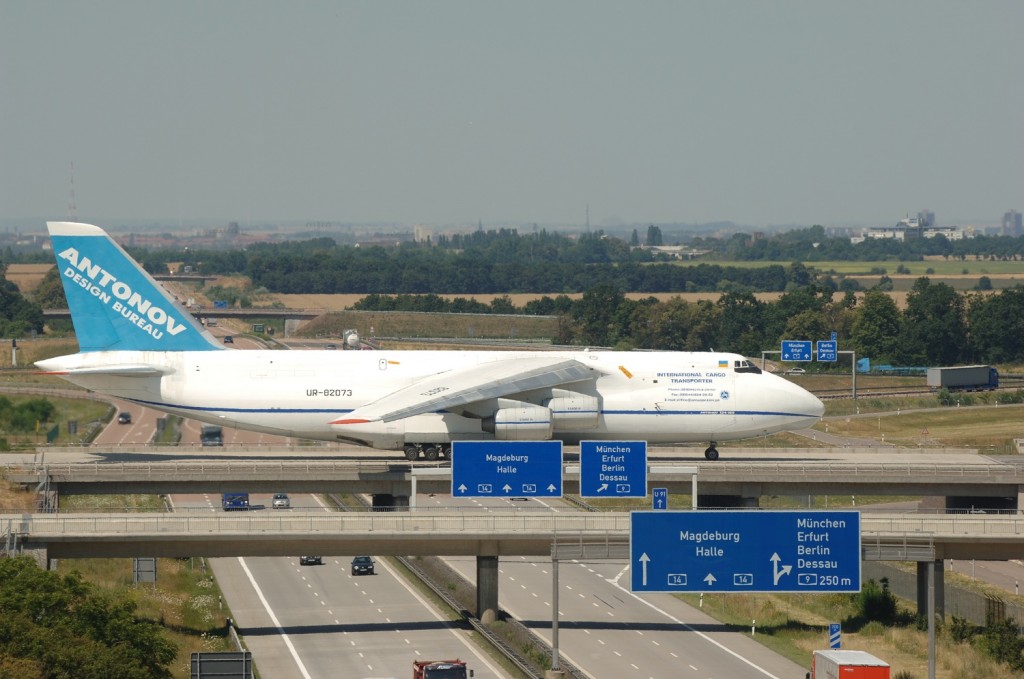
[9, 231, 1024, 366]
[352, 278, 1024, 366]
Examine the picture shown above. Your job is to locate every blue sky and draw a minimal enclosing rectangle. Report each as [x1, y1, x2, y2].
[2, 1, 1022, 230]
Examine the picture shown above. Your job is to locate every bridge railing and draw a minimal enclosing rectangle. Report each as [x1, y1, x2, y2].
[1, 511, 631, 536]
[6, 511, 1024, 540]
[13, 459, 1024, 480]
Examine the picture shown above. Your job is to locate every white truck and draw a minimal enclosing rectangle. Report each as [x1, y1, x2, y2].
[926, 365, 998, 392]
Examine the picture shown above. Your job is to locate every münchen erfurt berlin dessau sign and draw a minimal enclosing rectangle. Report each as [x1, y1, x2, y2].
[630, 511, 861, 593]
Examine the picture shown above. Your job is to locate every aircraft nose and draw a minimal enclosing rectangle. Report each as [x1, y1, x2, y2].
[806, 390, 826, 418]
[781, 379, 825, 419]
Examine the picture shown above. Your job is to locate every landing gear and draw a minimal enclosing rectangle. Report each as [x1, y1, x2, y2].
[704, 442, 719, 461]
[402, 443, 452, 461]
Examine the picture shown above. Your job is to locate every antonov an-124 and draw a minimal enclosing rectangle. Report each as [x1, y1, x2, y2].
[36, 222, 825, 460]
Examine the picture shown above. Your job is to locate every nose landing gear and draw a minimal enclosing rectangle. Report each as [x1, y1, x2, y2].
[704, 442, 719, 461]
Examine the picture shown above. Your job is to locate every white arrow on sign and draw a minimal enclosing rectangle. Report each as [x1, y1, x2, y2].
[597, 483, 608, 493]
[502, 484, 512, 493]
[457, 484, 467, 493]
[704, 573, 717, 587]
[639, 553, 650, 586]
[547, 484, 557, 492]
[771, 552, 792, 586]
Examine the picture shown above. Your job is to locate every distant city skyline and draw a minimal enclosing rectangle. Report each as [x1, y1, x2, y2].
[2, 2, 1022, 232]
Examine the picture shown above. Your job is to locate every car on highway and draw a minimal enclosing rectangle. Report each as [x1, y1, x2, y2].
[351, 556, 375, 575]
[117, 412, 132, 424]
[223, 335, 234, 344]
[299, 555, 322, 566]
[272, 493, 290, 509]
[784, 367, 806, 375]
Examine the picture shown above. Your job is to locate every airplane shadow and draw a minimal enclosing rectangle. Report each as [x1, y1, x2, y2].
[238, 619, 466, 637]
[518, 619, 734, 633]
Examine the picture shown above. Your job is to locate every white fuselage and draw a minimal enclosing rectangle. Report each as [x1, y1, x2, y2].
[39, 348, 824, 449]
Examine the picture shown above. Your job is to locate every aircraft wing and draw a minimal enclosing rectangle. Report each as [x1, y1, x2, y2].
[332, 356, 594, 424]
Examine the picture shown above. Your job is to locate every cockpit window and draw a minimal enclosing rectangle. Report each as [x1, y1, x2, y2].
[734, 359, 762, 374]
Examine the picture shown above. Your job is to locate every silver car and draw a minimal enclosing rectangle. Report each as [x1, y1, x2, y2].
[272, 493, 290, 509]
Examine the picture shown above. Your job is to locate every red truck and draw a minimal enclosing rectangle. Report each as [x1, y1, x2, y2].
[811, 650, 890, 679]
[412, 659, 473, 678]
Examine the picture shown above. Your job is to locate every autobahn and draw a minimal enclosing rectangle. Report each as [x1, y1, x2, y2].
[171, 491, 512, 679]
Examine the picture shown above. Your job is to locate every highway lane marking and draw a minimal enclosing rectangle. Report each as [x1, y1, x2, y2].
[607, 575, 784, 679]
[237, 556, 313, 679]
[373, 558, 509, 678]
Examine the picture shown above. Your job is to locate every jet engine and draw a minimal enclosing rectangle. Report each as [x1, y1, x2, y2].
[484, 400, 553, 440]
[546, 390, 599, 430]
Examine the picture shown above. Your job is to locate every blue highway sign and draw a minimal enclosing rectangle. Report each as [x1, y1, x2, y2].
[580, 440, 647, 498]
[781, 340, 812, 361]
[452, 441, 562, 498]
[817, 340, 838, 362]
[653, 488, 668, 510]
[630, 510, 861, 593]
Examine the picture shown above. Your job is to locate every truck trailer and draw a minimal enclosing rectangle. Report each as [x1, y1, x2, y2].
[926, 365, 998, 392]
[811, 649, 890, 679]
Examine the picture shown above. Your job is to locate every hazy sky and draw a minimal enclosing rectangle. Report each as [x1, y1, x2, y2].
[2, 1, 1022, 231]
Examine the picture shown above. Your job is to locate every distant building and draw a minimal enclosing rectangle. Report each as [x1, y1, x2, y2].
[850, 212, 970, 243]
[1003, 210, 1022, 237]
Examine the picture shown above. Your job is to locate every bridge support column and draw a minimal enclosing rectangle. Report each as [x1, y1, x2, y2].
[916, 560, 944, 620]
[371, 494, 409, 511]
[476, 555, 499, 624]
[698, 494, 759, 508]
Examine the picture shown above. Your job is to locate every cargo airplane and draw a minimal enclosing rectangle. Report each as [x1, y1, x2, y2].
[37, 222, 825, 460]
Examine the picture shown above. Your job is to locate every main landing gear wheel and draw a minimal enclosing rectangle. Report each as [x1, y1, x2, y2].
[404, 445, 419, 461]
[704, 443, 719, 461]
[423, 445, 440, 461]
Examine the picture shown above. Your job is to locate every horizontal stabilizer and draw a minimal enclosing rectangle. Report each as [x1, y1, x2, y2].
[37, 364, 170, 378]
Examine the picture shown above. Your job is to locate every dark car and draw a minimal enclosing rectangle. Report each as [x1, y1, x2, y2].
[223, 335, 234, 344]
[299, 555, 322, 566]
[117, 412, 132, 424]
[351, 556, 375, 575]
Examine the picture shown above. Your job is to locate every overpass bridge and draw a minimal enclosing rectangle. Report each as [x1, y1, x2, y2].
[5, 507, 1016, 623]
[4, 510, 1021, 561]
[9, 458, 1024, 507]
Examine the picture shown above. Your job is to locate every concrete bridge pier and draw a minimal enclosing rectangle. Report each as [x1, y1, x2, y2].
[698, 494, 760, 508]
[476, 555, 499, 623]
[371, 494, 409, 511]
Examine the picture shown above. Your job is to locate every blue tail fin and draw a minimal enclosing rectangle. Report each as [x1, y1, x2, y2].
[48, 222, 223, 352]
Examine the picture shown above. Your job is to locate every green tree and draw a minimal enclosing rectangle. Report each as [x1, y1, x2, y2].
[31, 266, 66, 308]
[0, 557, 177, 678]
[849, 290, 900, 362]
[570, 285, 630, 346]
[896, 277, 967, 365]
[968, 287, 1024, 362]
